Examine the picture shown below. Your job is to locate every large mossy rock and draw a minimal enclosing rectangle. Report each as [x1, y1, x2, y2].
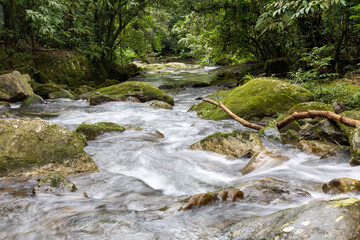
[338, 110, 360, 139]
[48, 89, 76, 100]
[75, 122, 125, 140]
[296, 140, 349, 159]
[0, 119, 98, 177]
[190, 130, 264, 159]
[0, 71, 34, 102]
[20, 94, 45, 108]
[230, 197, 360, 240]
[190, 78, 314, 120]
[350, 126, 360, 166]
[32, 52, 91, 87]
[107, 63, 140, 81]
[31, 82, 69, 98]
[33, 173, 78, 195]
[88, 81, 174, 106]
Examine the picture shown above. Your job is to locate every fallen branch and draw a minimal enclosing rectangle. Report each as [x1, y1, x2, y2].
[202, 99, 360, 131]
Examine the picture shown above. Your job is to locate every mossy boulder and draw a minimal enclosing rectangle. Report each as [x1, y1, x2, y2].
[190, 130, 264, 159]
[107, 63, 140, 81]
[190, 78, 314, 121]
[287, 102, 334, 114]
[350, 126, 360, 166]
[297, 140, 349, 159]
[230, 197, 360, 239]
[241, 151, 290, 175]
[88, 81, 174, 106]
[322, 177, 360, 195]
[0, 119, 98, 177]
[33, 173, 78, 195]
[75, 122, 125, 140]
[337, 110, 360, 139]
[32, 52, 91, 86]
[0, 71, 34, 102]
[148, 100, 173, 110]
[48, 89, 76, 100]
[31, 82, 69, 98]
[20, 94, 45, 108]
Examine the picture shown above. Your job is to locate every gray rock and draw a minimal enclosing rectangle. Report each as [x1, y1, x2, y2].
[0, 71, 34, 102]
[33, 173, 77, 195]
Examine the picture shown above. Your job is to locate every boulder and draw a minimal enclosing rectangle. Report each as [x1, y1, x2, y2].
[88, 81, 174, 106]
[286, 101, 334, 125]
[241, 151, 290, 175]
[322, 177, 360, 195]
[31, 82, 69, 98]
[33, 173, 78, 195]
[337, 110, 360, 139]
[190, 130, 264, 159]
[148, 100, 173, 110]
[20, 94, 45, 108]
[107, 63, 140, 81]
[48, 89, 76, 100]
[75, 122, 125, 140]
[180, 188, 244, 210]
[0, 71, 34, 102]
[350, 126, 360, 165]
[230, 197, 360, 240]
[0, 118, 98, 177]
[190, 78, 314, 120]
[297, 140, 349, 159]
[237, 178, 312, 204]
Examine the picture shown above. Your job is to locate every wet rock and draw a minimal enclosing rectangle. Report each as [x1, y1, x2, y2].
[322, 177, 360, 195]
[181, 188, 244, 210]
[237, 178, 312, 204]
[20, 94, 45, 108]
[190, 130, 264, 159]
[230, 197, 360, 240]
[123, 124, 142, 131]
[33, 173, 78, 195]
[241, 151, 290, 175]
[148, 100, 173, 110]
[151, 130, 165, 138]
[337, 110, 360, 139]
[286, 101, 334, 125]
[349, 126, 360, 166]
[0, 118, 98, 177]
[0, 71, 34, 102]
[75, 122, 125, 140]
[88, 81, 174, 106]
[190, 78, 313, 121]
[74, 85, 95, 95]
[31, 82, 69, 98]
[297, 140, 349, 158]
[332, 101, 346, 114]
[48, 89, 76, 100]
[0, 101, 10, 108]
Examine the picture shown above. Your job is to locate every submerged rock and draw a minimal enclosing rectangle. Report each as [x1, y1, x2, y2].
[88, 81, 174, 106]
[148, 100, 173, 110]
[33, 173, 78, 195]
[0, 71, 34, 102]
[230, 197, 360, 240]
[0, 119, 98, 177]
[75, 122, 125, 140]
[241, 151, 290, 175]
[190, 78, 313, 121]
[322, 177, 360, 195]
[181, 188, 244, 210]
[190, 130, 264, 159]
[20, 94, 45, 108]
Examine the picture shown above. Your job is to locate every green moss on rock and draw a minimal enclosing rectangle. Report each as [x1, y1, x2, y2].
[75, 122, 125, 140]
[33, 173, 78, 195]
[48, 89, 75, 100]
[31, 82, 69, 98]
[20, 94, 45, 108]
[191, 78, 314, 120]
[88, 81, 174, 106]
[287, 102, 334, 114]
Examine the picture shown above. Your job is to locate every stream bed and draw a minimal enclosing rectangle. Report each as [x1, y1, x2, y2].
[0, 65, 359, 239]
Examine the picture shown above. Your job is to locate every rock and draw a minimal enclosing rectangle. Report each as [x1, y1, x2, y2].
[181, 188, 244, 210]
[322, 177, 360, 195]
[0, 118, 98, 177]
[74, 85, 95, 95]
[237, 178, 312, 204]
[264, 57, 290, 76]
[230, 197, 360, 240]
[75, 122, 125, 140]
[32, 52, 91, 87]
[350, 126, 360, 166]
[123, 124, 142, 131]
[108, 63, 140, 81]
[332, 101, 346, 114]
[0, 101, 10, 108]
[297, 140, 349, 158]
[33, 173, 78, 195]
[148, 100, 173, 110]
[337, 110, 360, 139]
[88, 81, 174, 106]
[20, 94, 45, 108]
[48, 89, 76, 100]
[31, 82, 69, 98]
[96, 79, 121, 88]
[0, 71, 34, 102]
[241, 151, 290, 175]
[190, 130, 264, 159]
[190, 78, 314, 121]
[165, 62, 188, 69]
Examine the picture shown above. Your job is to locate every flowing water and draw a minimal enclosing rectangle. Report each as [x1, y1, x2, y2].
[1, 65, 359, 239]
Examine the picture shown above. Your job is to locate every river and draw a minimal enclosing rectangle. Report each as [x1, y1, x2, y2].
[0, 65, 359, 239]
